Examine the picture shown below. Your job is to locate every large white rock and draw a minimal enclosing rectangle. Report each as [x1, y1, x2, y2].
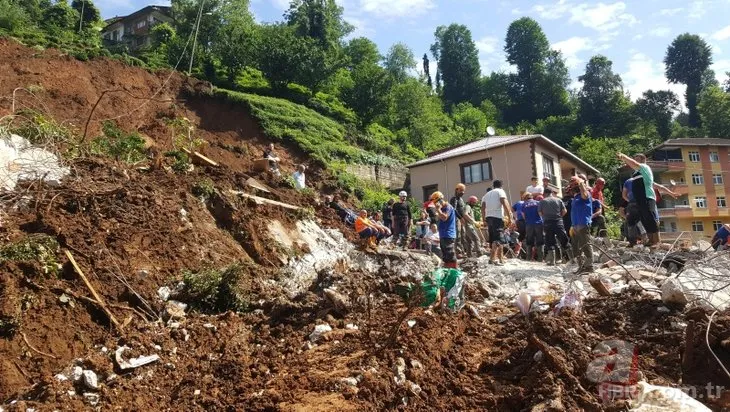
[0, 134, 70, 191]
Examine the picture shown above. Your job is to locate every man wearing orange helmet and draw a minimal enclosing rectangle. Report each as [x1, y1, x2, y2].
[462, 196, 483, 257]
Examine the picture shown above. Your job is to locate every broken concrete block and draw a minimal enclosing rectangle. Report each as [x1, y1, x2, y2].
[393, 357, 407, 386]
[162, 301, 187, 321]
[308, 324, 332, 342]
[661, 278, 688, 306]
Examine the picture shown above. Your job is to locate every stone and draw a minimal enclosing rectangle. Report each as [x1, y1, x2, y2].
[661, 279, 688, 306]
[82, 370, 98, 390]
[157, 287, 171, 301]
[340, 377, 358, 387]
[72, 366, 83, 382]
[163, 301, 187, 320]
[308, 324, 332, 342]
[393, 358, 407, 386]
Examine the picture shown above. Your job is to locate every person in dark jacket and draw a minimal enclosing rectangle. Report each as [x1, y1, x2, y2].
[450, 183, 467, 255]
[392, 191, 412, 248]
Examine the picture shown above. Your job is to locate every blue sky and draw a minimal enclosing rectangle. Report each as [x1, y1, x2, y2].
[99, 0, 730, 106]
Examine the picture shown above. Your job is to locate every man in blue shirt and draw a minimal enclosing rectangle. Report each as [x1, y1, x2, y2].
[429, 191, 458, 268]
[622, 176, 647, 246]
[712, 223, 730, 251]
[570, 176, 594, 273]
[618, 152, 660, 246]
[522, 193, 544, 262]
[513, 195, 527, 257]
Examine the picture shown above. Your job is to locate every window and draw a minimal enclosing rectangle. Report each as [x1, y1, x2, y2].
[670, 222, 677, 232]
[692, 221, 704, 232]
[461, 159, 492, 184]
[678, 177, 685, 184]
[659, 221, 666, 232]
[694, 196, 707, 208]
[112, 30, 119, 41]
[688, 151, 700, 162]
[136, 20, 146, 29]
[718, 196, 727, 207]
[710, 152, 720, 162]
[542, 155, 556, 185]
[692, 174, 704, 185]
[713, 221, 723, 231]
[422, 184, 438, 203]
[713, 174, 724, 185]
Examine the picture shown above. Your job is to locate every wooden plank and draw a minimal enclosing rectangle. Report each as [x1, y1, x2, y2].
[229, 190, 300, 210]
[182, 148, 219, 167]
[65, 250, 123, 332]
[245, 177, 272, 193]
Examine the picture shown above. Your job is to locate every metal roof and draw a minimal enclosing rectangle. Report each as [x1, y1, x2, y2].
[654, 138, 730, 149]
[406, 134, 599, 174]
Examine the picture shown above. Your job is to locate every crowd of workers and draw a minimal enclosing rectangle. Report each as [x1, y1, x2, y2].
[329, 152, 730, 272]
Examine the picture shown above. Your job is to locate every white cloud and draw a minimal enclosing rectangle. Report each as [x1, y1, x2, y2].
[622, 52, 686, 103]
[569, 2, 638, 32]
[648, 26, 671, 38]
[632, 34, 643, 41]
[658, 7, 683, 16]
[688, 0, 706, 19]
[553, 37, 592, 69]
[511, 8, 522, 15]
[531, 0, 571, 20]
[359, 0, 435, 18]
[530, 1, 638, 33]
[714, 59, 730, 84]
[712, 25, 730, 41]
[475, 36, 499, 55]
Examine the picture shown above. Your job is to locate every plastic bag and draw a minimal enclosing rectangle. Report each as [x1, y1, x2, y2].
[630, 381, 711, 411]
[420, 268, 466, 312]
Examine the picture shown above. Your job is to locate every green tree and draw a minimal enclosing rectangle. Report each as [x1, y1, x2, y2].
[479, 99, 500, 126]
[384, 43, 416, 83]
[634, 90, 680, 140]
[664, 33, 712, 128]
[577, 55, 625, 136]
[387, 78, 453, 152]
[452, 102, 487, 143]
[214, 0, 257, 82]
[42, 0, 78, 32]
[535, 115, 579, 148]
[422, 53, 432, 88]
[504, 17, 570, 123]
[698, 85, 730, 137]
[478, 72, 511, 117]
[431, 24, 481, 107]
[71, 0, 101, 28]
[285, 0, 353, 49]
[343, 37, 380, 69]
[0, 0, 30, 32]
[342, 62, 390, 125]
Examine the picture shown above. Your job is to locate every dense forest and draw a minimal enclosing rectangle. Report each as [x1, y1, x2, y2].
[3, 0, 730, 197]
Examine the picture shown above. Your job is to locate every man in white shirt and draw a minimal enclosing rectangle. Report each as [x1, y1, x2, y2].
[481, 180, 514, 265]
[525, 176, 544, 196]
[292, 165, 306, 190]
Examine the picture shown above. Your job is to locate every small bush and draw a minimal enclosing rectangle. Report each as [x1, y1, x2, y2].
[192, 178, 215, 200]
[0, 234, 59, 276]
[165, 150, 192, 173]
[90, 121, 147, 163]
[182, 263, 249, 313]
[10, 109, 73, 146]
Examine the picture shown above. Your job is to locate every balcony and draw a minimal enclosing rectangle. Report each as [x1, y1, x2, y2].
[658, 205, 694, 218]
[648, 159, 685, 172]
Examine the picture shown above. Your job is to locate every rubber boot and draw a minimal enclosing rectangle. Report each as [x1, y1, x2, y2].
[546, 250, 556, 266]
[537, 247, 545, 263]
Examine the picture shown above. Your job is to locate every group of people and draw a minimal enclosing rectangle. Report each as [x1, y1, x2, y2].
[263, 142, 308, 190]
[331, 150, 730, 266]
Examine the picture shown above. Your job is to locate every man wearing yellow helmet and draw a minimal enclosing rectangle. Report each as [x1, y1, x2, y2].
[428, 191, 458, 268]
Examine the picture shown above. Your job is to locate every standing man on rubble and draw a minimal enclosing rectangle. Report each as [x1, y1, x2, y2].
[512, 194, 527, 258]
[450, 184, 467, 256]
[525, 176, 544, 197]
[462, 196, 483, 257]
[539, 188, 570, 265]
[429, 192, 458, 268]
[617, 153, 660, 246]
[570, 176, 594, 273]
[522, 193, 544, 262]
[483, 180, 514, 266]
[263, 143, 281, 176]
[590, 178, 607, 237]
[392, 191, 412, 248]
[382, 199, 394, 233]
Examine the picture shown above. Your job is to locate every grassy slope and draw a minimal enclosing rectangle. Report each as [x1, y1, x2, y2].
[211, 88, 400, 167]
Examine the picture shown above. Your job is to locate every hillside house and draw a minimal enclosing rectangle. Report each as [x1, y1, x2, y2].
[102, 5, 172, 51]
[407, 134, 599, 205]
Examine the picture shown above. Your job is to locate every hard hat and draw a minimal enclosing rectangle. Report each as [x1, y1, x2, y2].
[430, 191, 444, 202]
[399, 190, 407, 197]
[468, 195, 478, 204]
[596, 177, 606, 184]
[456, 183, 466, 191]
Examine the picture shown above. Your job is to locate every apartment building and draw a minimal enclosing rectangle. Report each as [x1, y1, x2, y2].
[101, 5, 172, 51]
[642, 138, 730, 241]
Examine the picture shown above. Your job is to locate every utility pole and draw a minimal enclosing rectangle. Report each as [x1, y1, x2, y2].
[78, 0, 86, 33]
[189, 0, 206, 75]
